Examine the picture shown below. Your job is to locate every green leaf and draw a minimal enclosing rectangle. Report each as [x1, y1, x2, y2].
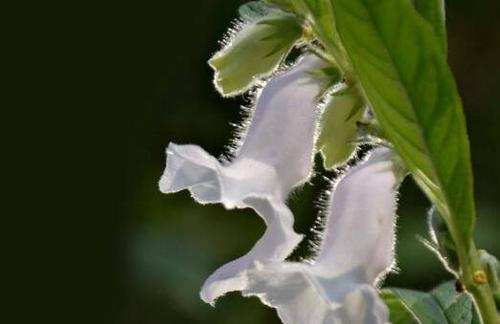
[412, 0, 447, 55]
[331, 0, 476, 245]
[390, 289, 447, 323]
[383, 281, 480, 323]
[209, 6, 302, 96]
[317, 86, 364, 169]
[431, 282, 482, 324]
[380, 291, 419, 324]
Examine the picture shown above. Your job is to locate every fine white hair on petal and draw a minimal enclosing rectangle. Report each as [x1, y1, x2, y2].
[243, 147, 402, 324]
[159, 54, 326, 304]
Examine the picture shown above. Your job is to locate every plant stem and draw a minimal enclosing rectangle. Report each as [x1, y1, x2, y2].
[458, 242, 500, 324]
[306, 44, 336, 65]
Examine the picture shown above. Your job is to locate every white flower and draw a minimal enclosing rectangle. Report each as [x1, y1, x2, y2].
[242, 147, 403, 324]
[159, 55, 325, 304]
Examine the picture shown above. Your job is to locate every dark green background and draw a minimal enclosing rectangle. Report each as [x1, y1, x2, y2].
[30, 1, 498, 323]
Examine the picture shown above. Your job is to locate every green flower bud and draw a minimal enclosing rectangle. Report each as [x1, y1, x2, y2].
[209, 2, 302, 96]
[317, 85, 365, 169]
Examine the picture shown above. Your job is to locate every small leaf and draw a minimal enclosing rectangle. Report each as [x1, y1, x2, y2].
[380, 291, 419, 324]
[382, 281, 480, 323]
[317, 86, 364, 169]
[391, 288, 447, 323]
[209, 7, 302, 96]
[431, 282, 481, 323]
[332, 0, 476, 246]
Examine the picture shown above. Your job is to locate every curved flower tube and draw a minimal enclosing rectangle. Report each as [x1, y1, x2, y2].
[159, 55, 325, 304]
[243, 147, 404, 324]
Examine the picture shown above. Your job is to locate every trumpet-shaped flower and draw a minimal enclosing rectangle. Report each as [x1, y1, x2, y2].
[159, 55, 325, 304]
[242, 147, 403, 324]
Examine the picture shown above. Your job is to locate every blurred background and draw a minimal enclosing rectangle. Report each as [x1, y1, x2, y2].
[106, 0, 500, 323]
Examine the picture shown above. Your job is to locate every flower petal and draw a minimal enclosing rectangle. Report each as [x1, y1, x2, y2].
[333, 285, 390, 324]
[316, 147, 401, 283]
[231, 54, 325, 190]
[244, 264, 389, 324]
[200, 197, 301, 304]
[243, 147, 402, 323]
[159, 55, 325, 304]
[244, 263, 335, 323]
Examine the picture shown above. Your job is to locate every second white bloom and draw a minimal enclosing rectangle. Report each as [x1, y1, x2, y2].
[243, 147, 404, 324]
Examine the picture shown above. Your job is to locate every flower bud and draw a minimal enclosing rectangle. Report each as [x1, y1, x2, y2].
[210, 3, 302, 96]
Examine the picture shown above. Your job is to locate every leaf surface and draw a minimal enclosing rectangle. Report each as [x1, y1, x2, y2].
[332, 0, 475, 244]
[382, 281, 480, 324]
[413, 0, 447, 54]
